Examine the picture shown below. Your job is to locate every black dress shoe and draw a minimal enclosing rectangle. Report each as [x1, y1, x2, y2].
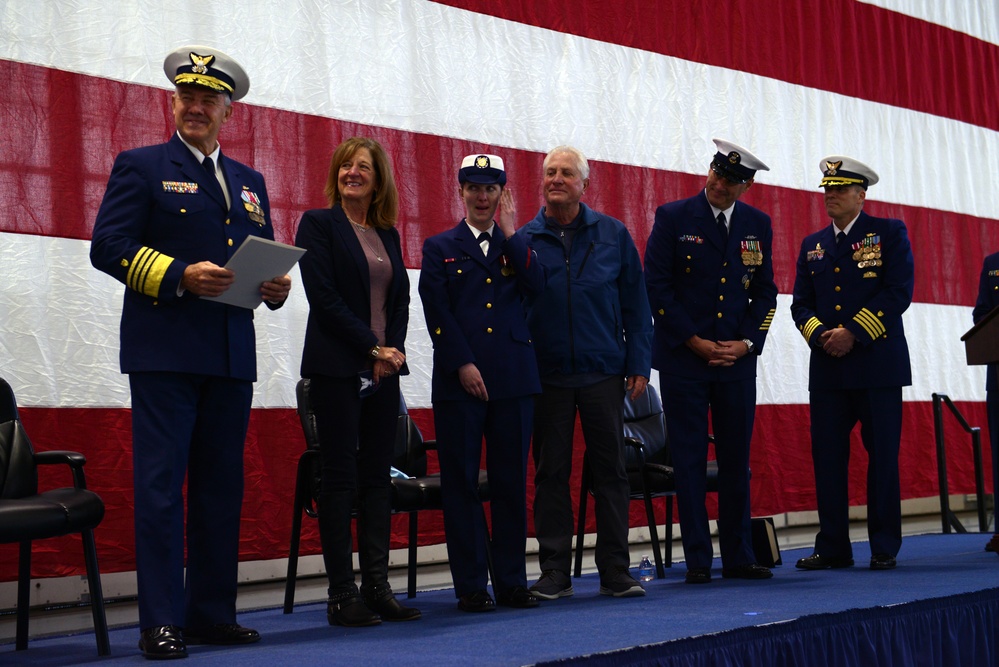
[795, 553, 854, 570]
[457, 590, 496, 612]
[496, 586, 540, 609]
[327, 595, 381, 627]
[138, 625, 186, 660]
[184, 623, 260, 645]
[869, 553, 897, 570]
[684, 568, 711, 584]
[722, 563, 774, 580]
[985, 534, 998, 552]
[364, 591, 422, 621]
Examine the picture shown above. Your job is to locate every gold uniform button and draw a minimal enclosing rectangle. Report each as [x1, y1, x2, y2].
[686, 255, 692, 260]
[686, 268, 691, 273]
[723, 262, 728, 267]
[834, 286, 841, 292]
[716, 313, 723, 318]
[485, 303, 492, 309]
[457, 269, 463, 274]
[486, 278, 492, 284]
[180, 208, 187, 213]
[658, 308, 665, 315]
[225, 219, 231, 225]
[719, 295, 724, 301]
[834, 267, 841, 273]
[721, 278, 726, 284]
[227, 239, 233, 246]
[834, 305, 842, 311]
[486, 327, 493, 334]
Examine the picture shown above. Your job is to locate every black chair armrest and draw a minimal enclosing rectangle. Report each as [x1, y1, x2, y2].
[624, 436, 648, 466]
[422, 438, 437, 451]
[34, 450, 87, 468]
[34, 450, 89, 489]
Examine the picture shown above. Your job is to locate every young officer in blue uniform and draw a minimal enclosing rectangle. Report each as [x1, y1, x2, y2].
[91, 46, 291, 659]
[419, 154, 546, 612]
[791, 156, 914, 571]
[972, 254, 999, 552]
[644, 139, 778, 584]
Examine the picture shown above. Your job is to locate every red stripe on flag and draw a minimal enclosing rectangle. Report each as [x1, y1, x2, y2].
[432, 0, 999, 131]
[2, 61, 994, 305]
[1, 402, 989, 580]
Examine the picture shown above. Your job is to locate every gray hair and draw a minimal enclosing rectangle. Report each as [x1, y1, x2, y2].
[543, 145, 590, 179]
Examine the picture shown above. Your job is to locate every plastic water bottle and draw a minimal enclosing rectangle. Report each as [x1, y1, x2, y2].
[638, 555, 654, 582]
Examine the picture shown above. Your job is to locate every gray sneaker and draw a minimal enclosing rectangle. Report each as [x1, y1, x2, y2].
[599, 566, 646, 597]
[529, 569, 574, 600]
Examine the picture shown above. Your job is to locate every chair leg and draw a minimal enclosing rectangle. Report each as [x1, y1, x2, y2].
[407, 511, 418, 598]
[481, 504, 495, 588]
[283, 455, 310, 614]
[642, 490, 665, 580]
[15, 541, 30, 651]
[573, 458, 591, 579]
[665, 495, 674, 566]
[81, 529, 110, 656]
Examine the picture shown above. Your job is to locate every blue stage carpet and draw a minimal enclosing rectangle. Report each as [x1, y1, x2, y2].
[3, 534, 997, 666]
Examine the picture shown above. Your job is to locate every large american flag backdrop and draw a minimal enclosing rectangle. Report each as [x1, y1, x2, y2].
[1, 0, 997, 580]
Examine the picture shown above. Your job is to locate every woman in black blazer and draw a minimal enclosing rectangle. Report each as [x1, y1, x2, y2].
[295, 137, 419, 626]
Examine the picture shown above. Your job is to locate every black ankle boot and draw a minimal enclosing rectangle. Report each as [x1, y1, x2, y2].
[363, 587, 421, 622]
[327, 592, 381, 627]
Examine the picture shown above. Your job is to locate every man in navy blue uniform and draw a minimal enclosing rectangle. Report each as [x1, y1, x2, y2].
[519, 146, 653, 600]
[91, 46, 291, 659]
[420, 154, 546, 612]
[644, 139, 778, 584]
[972, 254, 999, 552]
[791, 156, 913, 571]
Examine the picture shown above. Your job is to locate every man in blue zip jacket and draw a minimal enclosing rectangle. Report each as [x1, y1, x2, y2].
[518, 145, 653, 600]
[791, 156, 914, 571]
[644, 139, 778, 584]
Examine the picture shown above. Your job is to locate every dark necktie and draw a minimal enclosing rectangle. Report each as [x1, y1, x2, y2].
[202, 156, 223, 199]
[477, 232, 490, 257]
[716, 212, 728, 244]
[836, 231, 846, 245]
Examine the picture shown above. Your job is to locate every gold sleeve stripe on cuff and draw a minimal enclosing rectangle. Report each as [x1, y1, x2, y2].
[802, 317, 822, 343]
[853, 308, 885, 339]
[126, 247, 174, 298]
[759, 309, 776, 331]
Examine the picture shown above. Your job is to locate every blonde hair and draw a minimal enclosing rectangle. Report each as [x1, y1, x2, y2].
[324, 137, 399, 229]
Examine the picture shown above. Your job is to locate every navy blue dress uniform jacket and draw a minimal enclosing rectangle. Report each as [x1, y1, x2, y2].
[295, 206, 410, 379]
[645, 192, 778, 380]
[790, 210, 914, 389]
[90, 134, 273, 381]
[419, 224, 544, 400]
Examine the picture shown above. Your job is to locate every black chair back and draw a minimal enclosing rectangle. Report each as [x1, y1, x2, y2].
[393, 395, 427, 478]
[623, 384, 670, 467]
[0, 377, 20, 423]
[0, 420, 39, 499]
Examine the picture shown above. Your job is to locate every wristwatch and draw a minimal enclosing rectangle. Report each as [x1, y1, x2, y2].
[369, 345, 381, 359]
[741, 338, 755, 353]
